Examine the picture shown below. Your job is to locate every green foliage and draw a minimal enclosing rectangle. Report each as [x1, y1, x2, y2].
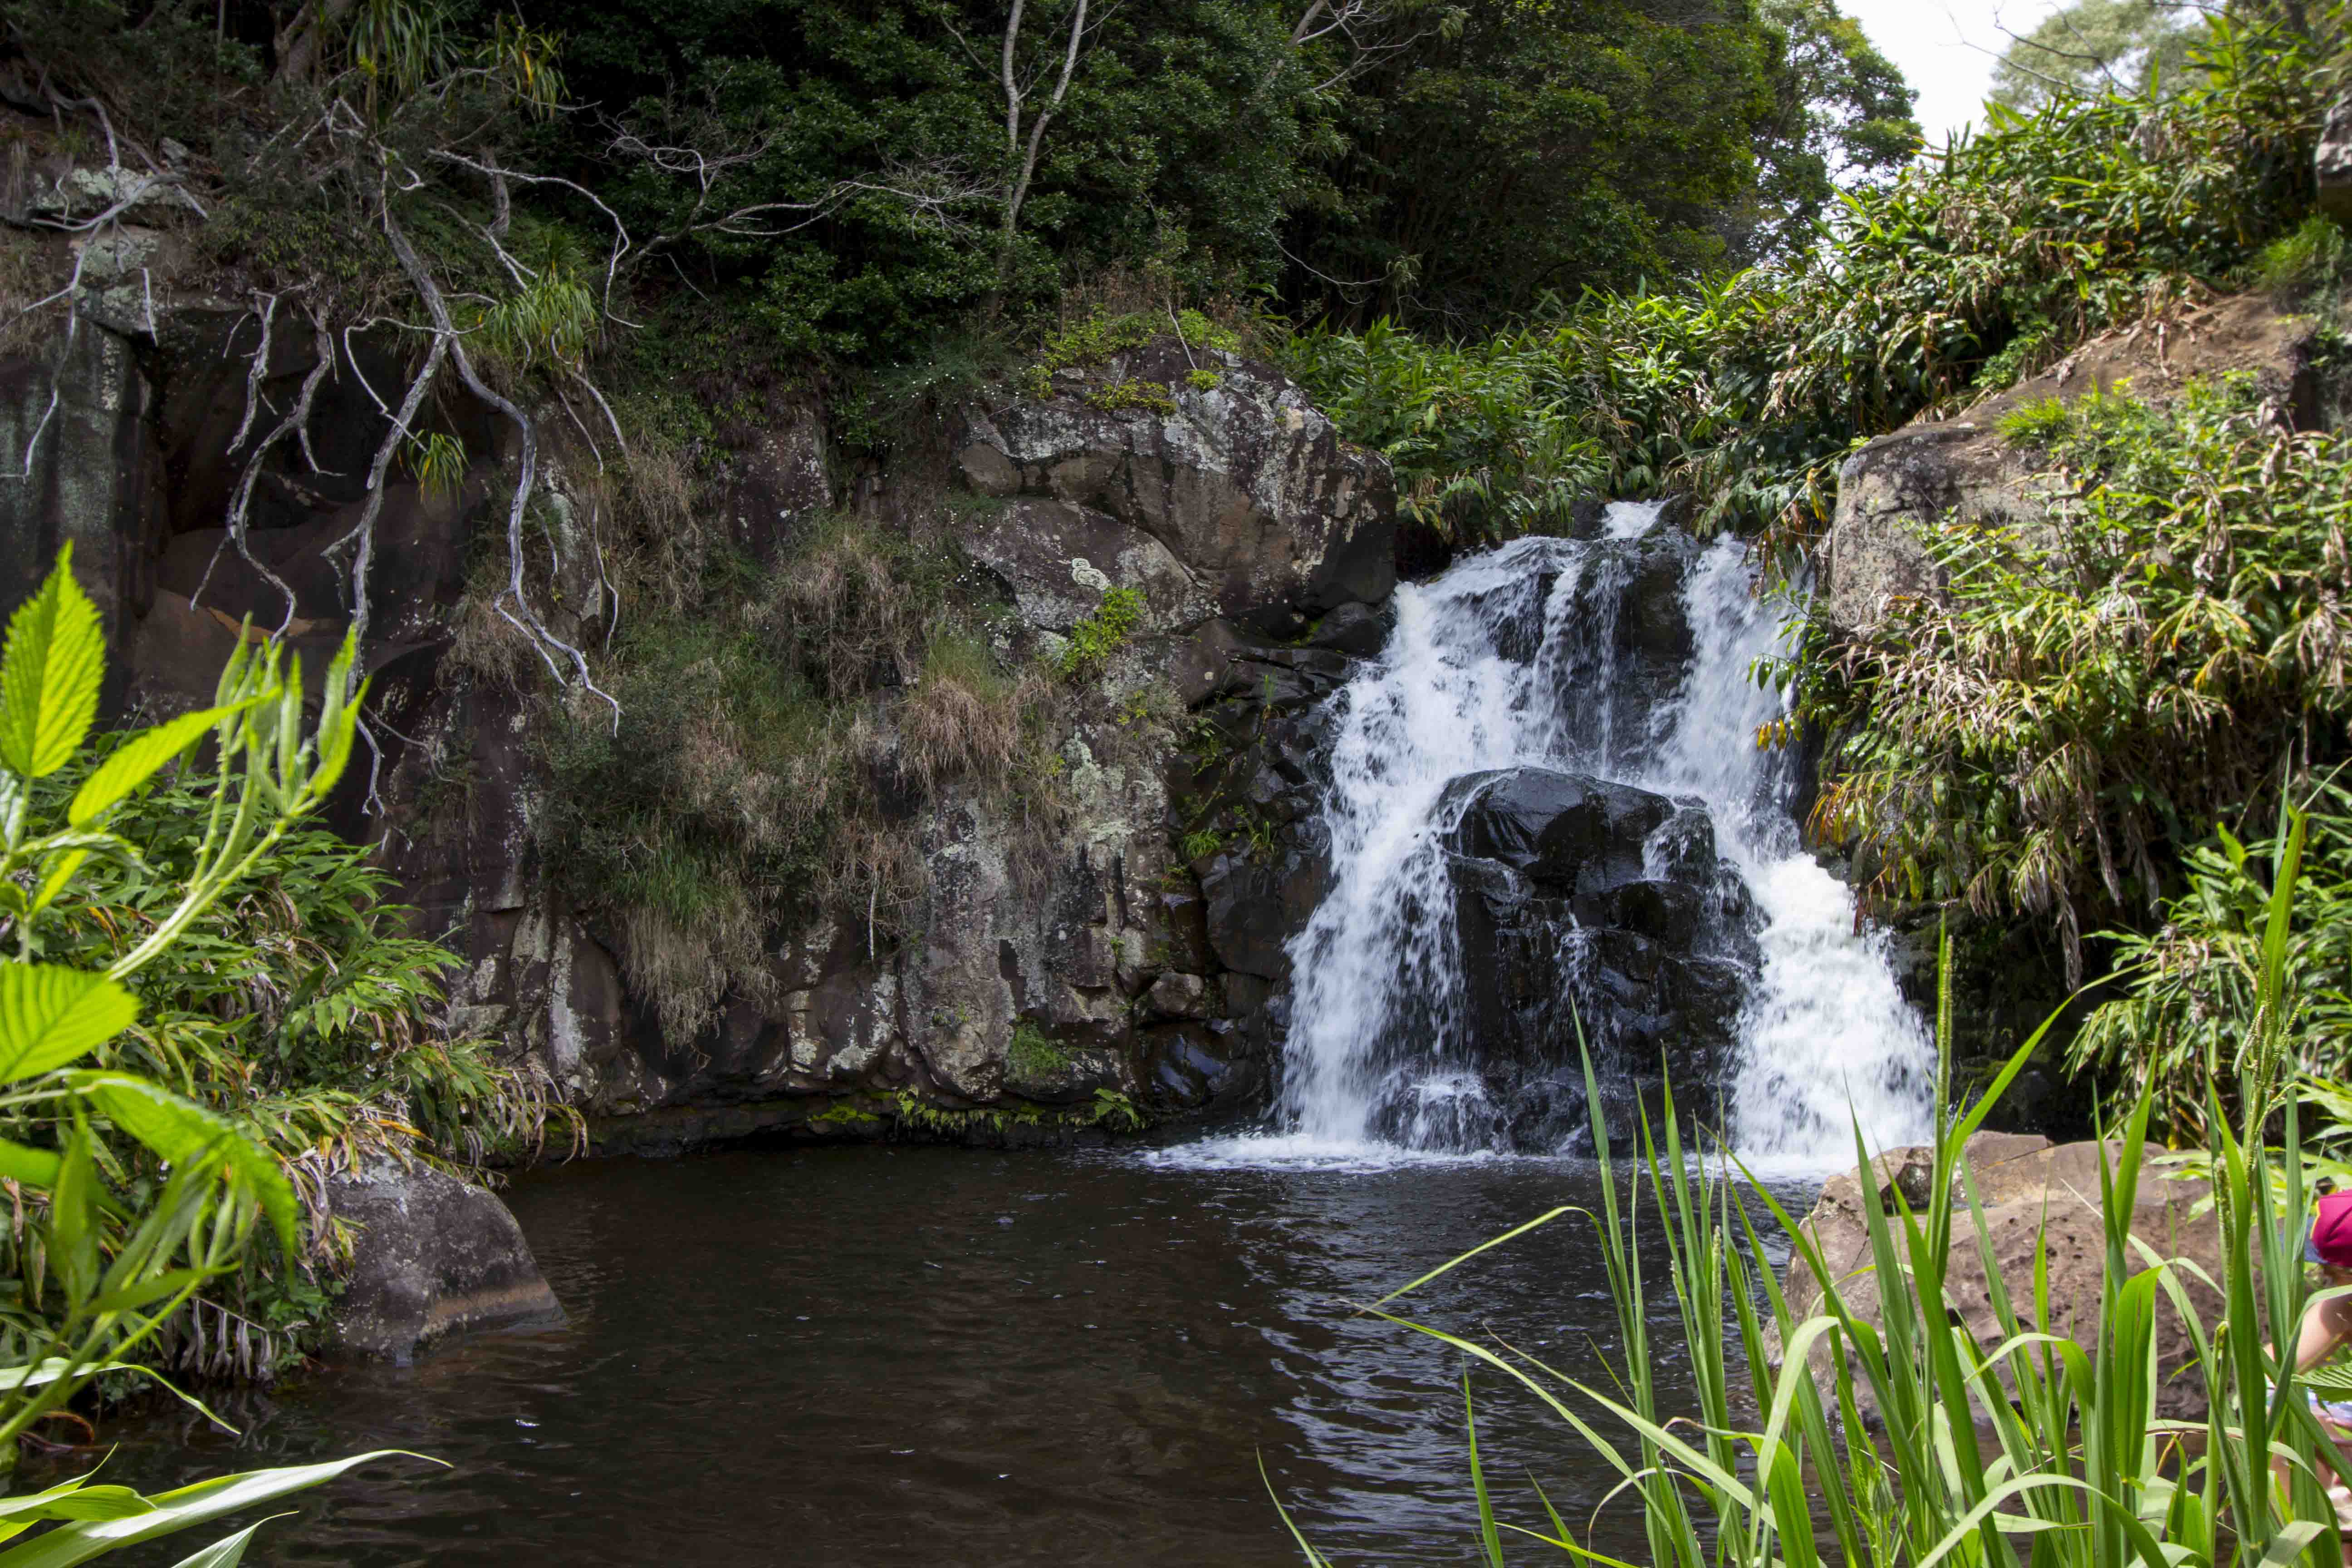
[1991, 394, 2078, 446]
[1006, 1022, 1071, 1082]
[1813, 375, 2352, 978]
[536, 0, 1333, 361]
[1088, 1088, 1143, 1132]
[0, 550, 420, 1516]
[1083, 380, 1178, 416]
[1296, 855, 2340, 1568]
[467, 265, 598, 375]
[1282, 0, 1919, 331]
[870, 1083, 1147, 1137]
[2258, 212, 2352, 302]
[2069, 790, 2352, 1142]
[1989, 0, 2202, 113]
[1059, 587, 1147, 677]
[542, 514, 1052, 1044]
[340, 0, 564, 122]
[1284, 24, 2325, 542]
[1022, 309, 1238, 400]
[403, 432, 468, 505]
[0, 564, 537, 1386]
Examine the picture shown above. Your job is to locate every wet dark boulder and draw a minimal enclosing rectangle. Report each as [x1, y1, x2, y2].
[1441, 768, 1676, 897]
[1199, 833, 1331, 980]
[1437, 765, 1759, 1149]
[326, 1163, 563, 1362]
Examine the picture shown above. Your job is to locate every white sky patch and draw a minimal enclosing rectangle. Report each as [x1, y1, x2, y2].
[1841, 0, 2069, 145]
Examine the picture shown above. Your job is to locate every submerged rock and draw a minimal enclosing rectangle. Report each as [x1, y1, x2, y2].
[327, 1163, 563, 1363]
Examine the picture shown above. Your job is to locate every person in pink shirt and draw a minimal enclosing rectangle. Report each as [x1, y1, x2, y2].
[2285, 1190, 2352, 1555]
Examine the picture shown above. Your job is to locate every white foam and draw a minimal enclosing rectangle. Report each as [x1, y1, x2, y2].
[1181, 509, 1934, 1175]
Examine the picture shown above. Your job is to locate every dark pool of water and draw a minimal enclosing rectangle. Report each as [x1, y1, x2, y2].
[88, 1145, 1808, 1566]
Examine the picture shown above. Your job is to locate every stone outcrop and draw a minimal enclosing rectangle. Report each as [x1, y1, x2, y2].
[325, 1163, 564, 1362]
[1823, 293, 2319, 635]
[954, 342, 1395, 639]
[1438, 767, 1759, 1146]
[1779, 1132, 2231, 1420]
[0, 245, 1397, 1158]
[2318, 98, 2352, 229]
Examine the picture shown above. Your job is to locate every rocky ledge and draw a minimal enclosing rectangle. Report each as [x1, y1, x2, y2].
[1777, 1132, 2228, 1421]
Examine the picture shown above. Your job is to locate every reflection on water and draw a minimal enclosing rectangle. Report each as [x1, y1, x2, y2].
[87, 1146, 1810, 1566]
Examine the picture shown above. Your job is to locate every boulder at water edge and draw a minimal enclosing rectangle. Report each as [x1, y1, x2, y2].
[1778, 1132, 2234, 1421]
[327, 1163, 563, 1362]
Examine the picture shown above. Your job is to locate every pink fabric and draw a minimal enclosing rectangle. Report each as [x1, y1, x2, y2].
[2314, 1191, 2352, 1268]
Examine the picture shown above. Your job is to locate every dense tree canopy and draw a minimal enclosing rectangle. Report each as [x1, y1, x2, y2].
[1988, 0, 2201, 109]
[519, 0, 1916, 351]
[7, 0, 1919, 359]
[1280, 0, 1916, 329]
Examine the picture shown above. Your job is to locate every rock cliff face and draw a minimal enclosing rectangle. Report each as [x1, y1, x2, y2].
[3, 289, 1395, 1152]
[1823, 292, 2318, 636]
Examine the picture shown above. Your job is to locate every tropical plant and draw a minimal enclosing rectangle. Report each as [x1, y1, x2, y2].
[2070, 788, 2352, 1142]
[1285, 818, 2347, 1568]
[0, 546, 425, 1549]
[1811, 375, 2352, 980]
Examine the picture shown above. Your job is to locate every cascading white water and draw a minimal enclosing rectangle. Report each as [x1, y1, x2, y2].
[1186, 502, 1933, 1170]
[1654, 538, 1937, 1168]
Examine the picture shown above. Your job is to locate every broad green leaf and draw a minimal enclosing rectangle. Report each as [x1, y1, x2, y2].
[0, 1452, 431, 1568]
[61, 1073, 297, 1256]
[25, 849, 88, 921]
[83, 1266, 210, 1318]
[0, 1491, 151, 1527]
[0, 549, 105, 780]
[0, 1478, 137, 1528]
[166, 1520, 284, 1568]
[0, 1137, 60, 1188]
[0, 966, 139, 1082]
[67, 705, 250, 828]
[45, 1127, 98, 1309]
[0, 1357, 232, 1432]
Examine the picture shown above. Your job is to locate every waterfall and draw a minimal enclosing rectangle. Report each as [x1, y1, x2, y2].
[1179, 503, 1934, 1170]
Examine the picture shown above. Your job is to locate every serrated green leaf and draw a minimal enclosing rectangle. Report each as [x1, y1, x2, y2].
[60, 1073, 297, 1257]
[0, 966, 139, 1082]
[68, 705, 249, 828]
[0, 549, 106, 780]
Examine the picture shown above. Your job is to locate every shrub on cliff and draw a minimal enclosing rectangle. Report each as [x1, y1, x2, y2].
[2071, 792, 2352, 1143]
[1810, 374, 2352, 981]
[537, 513, 1065, 1047]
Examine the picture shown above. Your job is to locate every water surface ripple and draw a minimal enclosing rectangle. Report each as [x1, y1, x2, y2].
[95, 1147, 1808, 1566]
